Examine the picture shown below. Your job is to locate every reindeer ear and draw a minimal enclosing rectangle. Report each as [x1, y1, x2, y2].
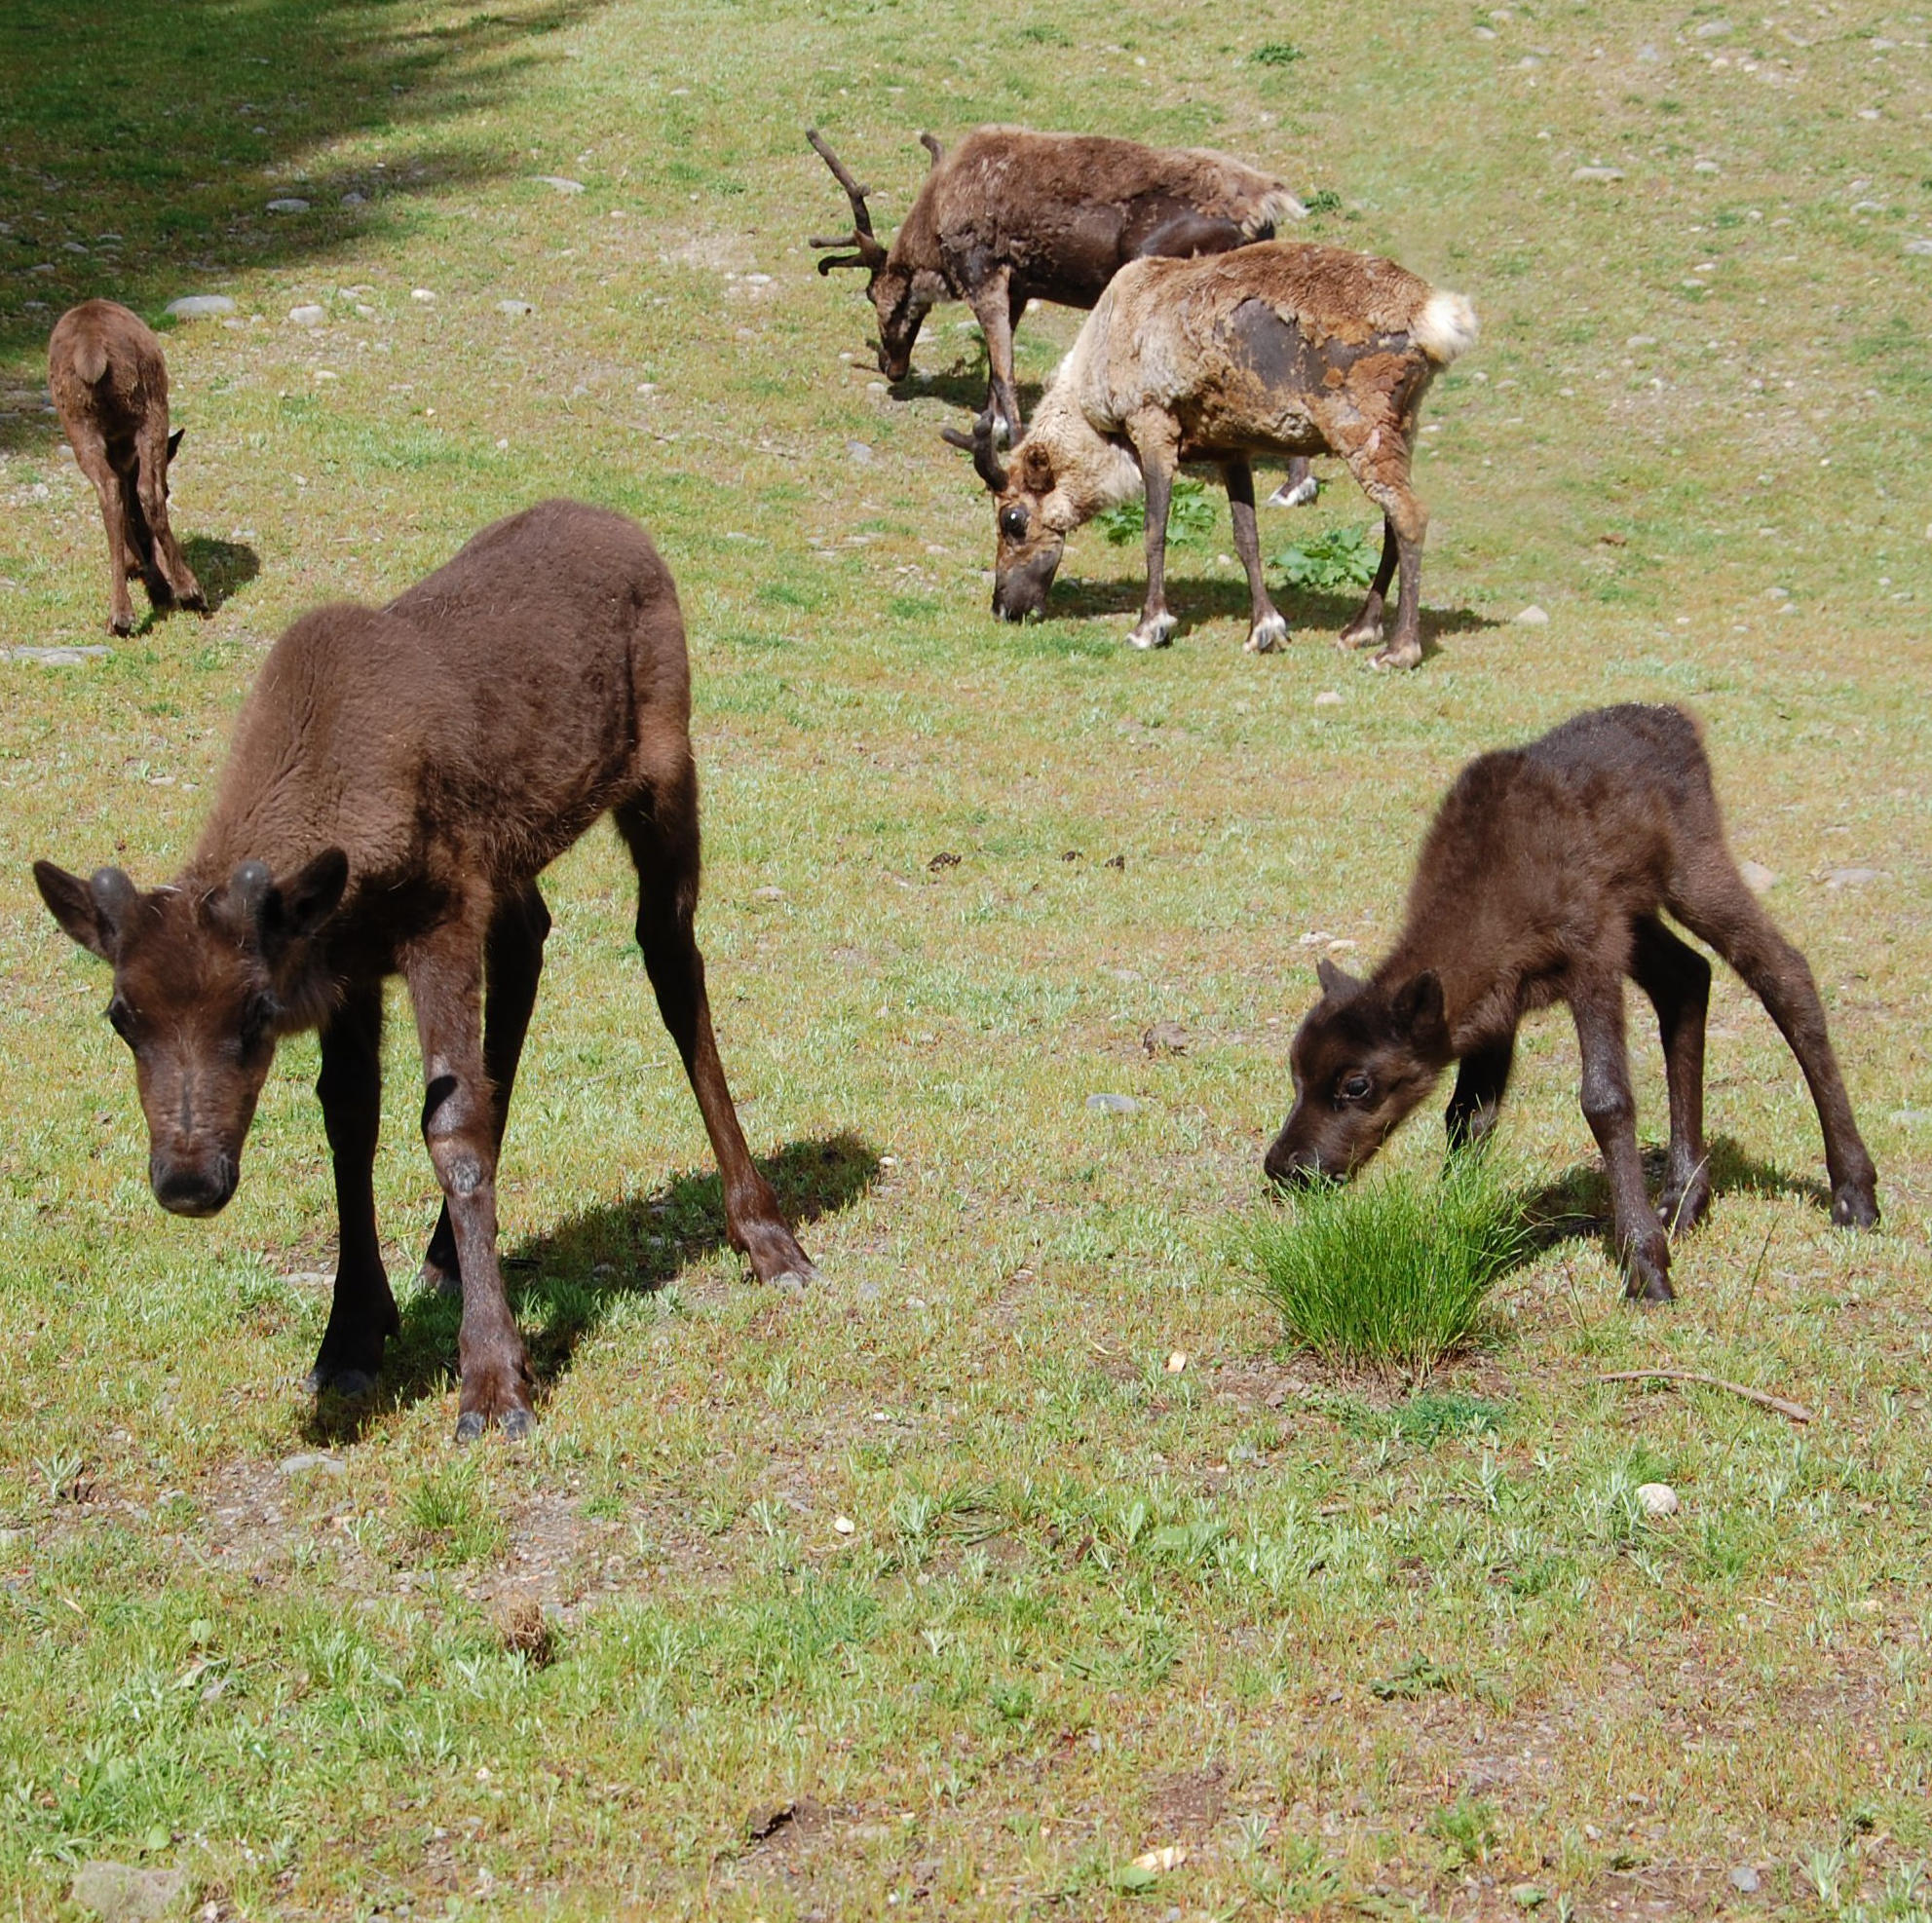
[34, 860, 134, 961]
[1388, 970, 1447, 1044]
[167, 429, 184, 464]
[274, 848, 350, 944]
[1315, 955, 1363, 999]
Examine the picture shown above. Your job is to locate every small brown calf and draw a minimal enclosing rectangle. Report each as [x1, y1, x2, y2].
[1264, 704, 1879, 1300]
[48, 300, 206, 635]
[35, 500, 814, 1439]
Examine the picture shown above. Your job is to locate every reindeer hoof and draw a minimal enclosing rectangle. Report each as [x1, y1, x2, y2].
[1245, 613, 1290, 654]
[1267, 473, 1320, 509]
[1622, 1247, 1676, 1304]
[454, 1402, 536, 1444]
[1127, 614, 1178, 651]
[1832, 1184, 1880, 1230]
[1369, 640, 1422, 671]
[109, 613, 136, 637]
[305, 1363, 377, 1399]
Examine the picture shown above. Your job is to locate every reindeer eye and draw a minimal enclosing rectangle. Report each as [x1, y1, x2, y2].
[1338, 1074, 1373, 1103]
[999, 505, 1029, 540]
[105, 999, 135, 1045]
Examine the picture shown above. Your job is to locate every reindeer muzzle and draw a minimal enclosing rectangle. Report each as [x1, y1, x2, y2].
[150, 1150, 239, 1218]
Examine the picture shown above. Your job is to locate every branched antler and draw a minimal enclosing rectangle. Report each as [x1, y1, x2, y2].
[940, 417, 1009, 493]
[806, 129, 888, 275]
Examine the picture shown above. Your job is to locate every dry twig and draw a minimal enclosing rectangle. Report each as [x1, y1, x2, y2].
[1595, 1369, 1812, 1424]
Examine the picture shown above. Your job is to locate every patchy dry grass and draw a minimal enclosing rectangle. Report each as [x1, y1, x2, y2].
[2, 0, 1930, 1916]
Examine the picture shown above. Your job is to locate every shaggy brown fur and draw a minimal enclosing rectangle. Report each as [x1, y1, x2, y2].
[1264, 704, 1879, 1301]
[809, 125, 1306, 454]
[47, 300, 206, 635]
[34, 500, 815, 1439]
[966, 240, 1476, 667]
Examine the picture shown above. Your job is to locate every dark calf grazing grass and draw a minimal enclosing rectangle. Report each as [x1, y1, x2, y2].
[0, 0, 1926, 1913]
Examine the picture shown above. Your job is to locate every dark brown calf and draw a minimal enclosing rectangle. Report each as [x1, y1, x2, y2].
[48, 300, 206, 635]
[34, 499, 814, 1439]
[1264, 704, 1879, 1299]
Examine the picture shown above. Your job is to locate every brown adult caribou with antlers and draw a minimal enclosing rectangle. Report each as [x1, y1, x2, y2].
[807, 124, 1315, 498]
[34, 500, 816, 1441]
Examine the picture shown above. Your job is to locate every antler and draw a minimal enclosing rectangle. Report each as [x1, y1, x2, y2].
[806, 128, 888, 275]
[919, 131, 945, 170]
[940, 417, 1009, 493]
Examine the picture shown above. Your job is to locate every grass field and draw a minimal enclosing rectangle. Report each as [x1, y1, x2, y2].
[2, 0, 1929, 1915]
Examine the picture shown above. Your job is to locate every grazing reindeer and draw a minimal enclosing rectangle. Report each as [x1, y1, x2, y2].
[1264, 704, 1880, 1301]
[48, 300, 207, 635]
[34, 500, 816, 1440]
[959, 241, 1475, 667]
[807, 122, 1313, 502]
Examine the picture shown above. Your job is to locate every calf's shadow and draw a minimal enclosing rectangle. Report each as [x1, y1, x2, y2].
[307, 1130, 880, 1444]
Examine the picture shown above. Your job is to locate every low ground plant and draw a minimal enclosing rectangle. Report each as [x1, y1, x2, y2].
[1239, 1154, 1528, 1376]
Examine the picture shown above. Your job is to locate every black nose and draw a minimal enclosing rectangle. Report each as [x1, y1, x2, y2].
[151, 1155, 237, 1218]
[1263, 1141, 1321, 1188]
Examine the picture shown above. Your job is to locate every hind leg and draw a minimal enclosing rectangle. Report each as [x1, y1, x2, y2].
[1225, 458, 1289, 653]
[134, 417, 205, 612]
[423, 883, 551, 1294]
[69, 434, 135, 634]
[1336, 440, 1428, 670]
[615, 771, 816, 1287]
[1629, 916, 1713, 1235]
[1338, 516, 1399, 654]
[1669, 856, 1879, 1228]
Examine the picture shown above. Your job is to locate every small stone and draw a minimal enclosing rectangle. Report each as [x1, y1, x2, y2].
[1515, 604, 1550, 625]
[70, 1863, 190, 1922]
[1572, 166, 1625, 183]
[1636, 1482, 1679, 1517]
[496, 298, 534, 316]
[1163, 1351, 1188, 1375]
[1691, 18, 1731, 35]
[1131, 1844, 1188, 1874]
[1142, 1020, 1191, 1057]
[743, 272, 773, 285]
[753, 885, 785, 900]
[1693, 159, 1721, 173]
[7, 644, 112, 664]
[1730, 1866, 1761, 1894]
[1314, 689, 1344, 706]
[279, 1452, 346, 1478]
[846, 439, 875, 463]
[165, 294, 236, 320]
[1826, 867, 1882, 888]
[1086, 1092, 1139, 1115]
[833, 1515, 855, 1535]
[535, 174, 585, 194]
[1738, 860, 1776, 894]
[287, 303, 325, 326]
[266, 197, 311, 213]
[410, 287, 436, 303]
[1905, 238, 1932, 257]
[341, 191, 366, 207]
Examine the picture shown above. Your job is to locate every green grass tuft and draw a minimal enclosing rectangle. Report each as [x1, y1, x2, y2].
[1239, 1156, 1528, 1376]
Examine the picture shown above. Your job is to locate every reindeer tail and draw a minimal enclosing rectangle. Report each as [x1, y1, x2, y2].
[74, 337, 111, 385]
[1413, 290, 1479, 366]
[1243, 184, 1307, 237]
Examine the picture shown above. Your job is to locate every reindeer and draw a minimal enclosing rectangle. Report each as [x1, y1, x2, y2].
[34, 500, 817, 1440]
[1264, 704, 1880, 1301]
[806, 124, 1315, 500]
[958, 241, 1476, 668]
[48, 300, 207, 635]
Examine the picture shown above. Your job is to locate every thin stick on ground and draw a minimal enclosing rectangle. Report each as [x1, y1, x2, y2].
[1595, 1369, 1813, 1424]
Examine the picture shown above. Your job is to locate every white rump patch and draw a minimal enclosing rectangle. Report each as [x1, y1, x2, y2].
[1413, 291, 1479, 366]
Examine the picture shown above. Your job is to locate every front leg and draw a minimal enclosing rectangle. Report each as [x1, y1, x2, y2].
[966, 267, 1022, 445]
[1445, 1033, 1516, 1153]
[1128, 419, 1180, 650]
[308, 980, 398, 1397]
[406, 918, 534, 1441]
[1571, 976, 1673, 1302]
[1224, 458, 1288, 653]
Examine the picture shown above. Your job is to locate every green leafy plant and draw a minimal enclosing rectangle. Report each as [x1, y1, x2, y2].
[1096, 473, 1219, 547]
[1304, 187, 1344, 216]
[1237, 1155, 1528, 1376]
[1251, 41, 1305, 64]
[1271, 521, 1380, 593]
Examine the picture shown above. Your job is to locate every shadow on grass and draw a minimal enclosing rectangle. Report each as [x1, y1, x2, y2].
[181, 536, 261, 614]
[1520, 1133, 1831, 1253]
[306, 1130, 880, 1444]
[0, 0, 611, 442]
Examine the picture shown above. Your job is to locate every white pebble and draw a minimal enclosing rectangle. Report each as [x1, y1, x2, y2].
[287, 303, 325, 326]
[266, 197, 311, 214]
[496, 298, 534, 316]
[1636, 1482, 1679, 1517]
[1572, 166, 1625, 184]
[411, 287, 436, 303]
[833, 1515, 855, 1535]
[535, 174, 585, 195]
[1515, 604, 1550, 625]
[1314, 690, 1344, 706]
[166, 294, 236, 320]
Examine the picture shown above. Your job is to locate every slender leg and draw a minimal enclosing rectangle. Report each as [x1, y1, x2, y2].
[1445, 1033, 1516, 1152]
[1339, 516, 1400, 651]
[614, 775, 816, 1287]
[1570, 973, 1674, 1301]
[69, 433, 135, 635]
[1668, 856, 1879, 1227]
[1128, 429, 1179, 651]
[1628, 916, 1713, 1234]
[133, 416, 205, 612]
[1225, 458, 1288, 653]
[422, 883, 551, 1293]
[308, 981, 399, 1395]
[968, 268, 1022, 446]
[405, 914, 533, 1441]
